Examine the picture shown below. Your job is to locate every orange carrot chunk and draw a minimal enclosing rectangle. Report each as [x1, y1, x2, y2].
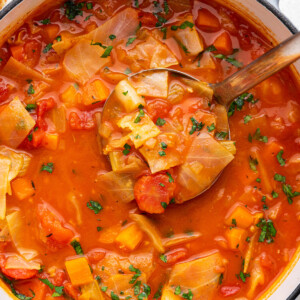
[213, 31, 233, 55]
[196, 9, 221, 32]
[11, 178, 35, 201]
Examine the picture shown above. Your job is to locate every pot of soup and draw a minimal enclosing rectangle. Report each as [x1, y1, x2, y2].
[0, 0, 299, 299]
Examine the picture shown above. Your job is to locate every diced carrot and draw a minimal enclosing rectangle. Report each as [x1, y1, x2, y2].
[43, 24, 60, 42]
[10, 45, 24, 61]
[115, 223, 143, 251]
[224, 205, 254, 229]
[196, 9, 221, 32]
[11, 178, 35, 200]
[213, 31, 233, 55]
[82, 80, 110, 105]
[61, 85, 81, 108]
[224, 227, 247, 251]
[43, 133, 59, 150]
[65, 257, 93, 286]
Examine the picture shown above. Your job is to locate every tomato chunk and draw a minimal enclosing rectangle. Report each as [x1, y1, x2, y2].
[37, 205, 74, 245]
[69, 111, 95, 130]
[0, 85, 9, 103]
[220, 285, 241, 297]
[134, 174, 175, 214]
[138, 11, 158, 27]
[37, 98, 56, 130]
[0, 255, 38, 280]
[160, 248, 188, 266]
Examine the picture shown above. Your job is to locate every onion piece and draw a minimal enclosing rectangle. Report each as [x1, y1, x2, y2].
[0, 155, 10, 220]
[163, 232, 201, 248]
[5, 255, 40, 270]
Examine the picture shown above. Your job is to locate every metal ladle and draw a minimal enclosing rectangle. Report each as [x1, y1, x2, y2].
[101, 32, 300, 199]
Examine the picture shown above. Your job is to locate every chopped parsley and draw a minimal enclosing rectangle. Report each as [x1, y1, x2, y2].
[237, 270, 250, 283]
[134, 105, 145, 123]
[274, 173, 286, 182]
[161, 202, 167, 208]
[161, 27, 167, 39]
[189, 117, 204, 135]
[122, 91, 128, 96]
[25, 103, 37, 111]
[40, 18, 50, 24]
[39, 278, 64, 297]
[177, 40, 189, 54]
[249, 156, 258, 171]
[101, 46, 113, 58]
[160, 142, 168, 150]
[282, 183, 300, 204]
[123, 143, 131, 155]
[97, 226, 102, 232]
[244, 115, 252, 124]
[219, 273, 224, 285]
[40, 162, 54, 173]
[214, 49, 243, 68]
[101, 286, 108, 292]
[256, 218, 276, 243]
[70, 240, 84, 255]
[276, 150, 286, 166]
[154, 13, 167, 27]
[156, 118, 166, 126]
[109, 34, 116, 40]
[207, 123, 215, 132]
[182, 289, 193, 300]
[133, 0, 139, 8]
[43, 43, 53, 53]
[64, 1, 84, 20]
[166, 172, 174, 183]
[56, 36, 62, 42]
[126, 37, 137, 46]
[215, 131, 228, 140]
[129, 265, 142, 284]
[111, 291, 120, 300]
[272, 191, 278, 198]
[87, 200, 103, 214]
[171, 21, 194, 31]
[205, 45, 217, 52]
[159, 151, 166, 157]
[163, 0, 169, 14]
[228, 93, 256, 117]
[160, 254, 167, 263]
[86, 2, 93, 9]
[249, 128, 268, 143]
[27, 84, 35, 95]
[124, 68, 132, 75]
[174, 286, 181, 295]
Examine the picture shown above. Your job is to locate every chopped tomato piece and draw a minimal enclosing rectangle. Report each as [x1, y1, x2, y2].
[53, 269, 67, 286]
[87, 250, 106, 264]
[37, 98, 56, 130]
[63, 282, 80, 300]
[213, 31, 233, 55]
[0, 85, 9, 102]
[134, 173, 175, 214]
[69, 111, 95, 130]
[161, 248, 188, 265]
[138, 11, 158, 27]
[0, 255, 38, 280]
[32, 129, 46, 148]
[220, 285, 241, 297]
[24, 40, 42, 68]
[146, 99, 171, 121]
[37, 205, 74, 244]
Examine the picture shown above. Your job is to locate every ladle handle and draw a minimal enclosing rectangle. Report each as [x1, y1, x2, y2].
[212, 31, 300, 105]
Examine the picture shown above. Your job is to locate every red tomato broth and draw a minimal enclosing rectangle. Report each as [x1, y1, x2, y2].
[0, 0, 299, 299]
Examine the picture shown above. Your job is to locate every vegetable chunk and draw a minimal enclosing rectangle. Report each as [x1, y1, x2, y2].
[63, 39, 111, 84]
[117, 113, 160, 148]
[0, 155, 10, 219]
[163, 251, 225, 299]
[65, 257, 93, 286]
[0, 98, 35, 148]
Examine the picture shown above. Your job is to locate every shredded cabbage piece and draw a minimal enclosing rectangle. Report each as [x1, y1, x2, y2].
[95, 172, 135, 203]
[0, 155, 10, 220]
[79, 280, 105, 300]
[6, 211, 39, 260]
[0, 98, 36, 149]
[5, 255, 40, 270]
[177, 133, 234, 202]
[164, 251, 225, 300]
[139, 133, 183, 173]
[130, 71, 169, 99]
[2, 57, 53, 84]
[87, 8, 139, 45]
[109, 152, 146, 174]
[173, 15, 204, 56]
[130, 214, 165, 253]
[163, 232, 202, 248]
[117, 113, 160, 149]
[63, 39, 111, 84]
